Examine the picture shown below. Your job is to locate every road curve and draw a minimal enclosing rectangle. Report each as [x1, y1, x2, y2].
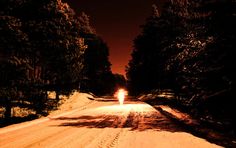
[0, 100, 221, 148]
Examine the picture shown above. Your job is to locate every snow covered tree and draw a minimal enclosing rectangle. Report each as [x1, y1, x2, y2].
[126, 4, 183, 95]
[0, 1, 31, 119]
[20, 0, 87, 99]
[165, 0, 236, 123]
[0, 0, 87, 118]
[127, 1, 236, 126]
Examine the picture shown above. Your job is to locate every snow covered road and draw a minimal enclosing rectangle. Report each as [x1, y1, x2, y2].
[0, 99, 221, 148]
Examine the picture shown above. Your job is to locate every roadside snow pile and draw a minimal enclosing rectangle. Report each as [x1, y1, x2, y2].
[138, 93, 159, 101]
[49, 92, 94, 116]
[138, 89, 175, 102]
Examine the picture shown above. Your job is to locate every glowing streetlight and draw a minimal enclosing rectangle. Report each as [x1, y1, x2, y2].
[114, 89, 128, 105]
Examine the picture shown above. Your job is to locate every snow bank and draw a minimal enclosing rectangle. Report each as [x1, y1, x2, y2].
[138, 94, 159, 101]
[49, 92, 94, 116]
[138, 89, 175, 102]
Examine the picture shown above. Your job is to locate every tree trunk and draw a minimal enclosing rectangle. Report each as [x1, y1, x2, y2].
[56, 91, 60, 102]
[4, 99, 12, 120]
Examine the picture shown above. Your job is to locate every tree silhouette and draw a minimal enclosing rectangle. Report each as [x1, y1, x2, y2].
[78, 12, 114, 95]
[127, 0, 236, 128]
[0, 0, 86, 118]
[126, 4, 183, 95]
[0, 15, 30, 119]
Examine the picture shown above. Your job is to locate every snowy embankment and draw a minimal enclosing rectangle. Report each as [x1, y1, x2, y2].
[0, 92, 95, 134]
[138, 91, 235, 146]
[48, 92, 95, 116]
[138, 89, 175, 102]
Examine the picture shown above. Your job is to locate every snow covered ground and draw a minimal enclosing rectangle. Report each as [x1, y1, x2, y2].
[0, 92, 222, 148]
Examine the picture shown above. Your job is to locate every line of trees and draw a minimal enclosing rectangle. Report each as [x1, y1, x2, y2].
[0, 0, 87, 119]
[77, 13, 115, 95]
[76, 12, 127, 96]
[0, 0, 123, 120]
[126, 0, 235, 123]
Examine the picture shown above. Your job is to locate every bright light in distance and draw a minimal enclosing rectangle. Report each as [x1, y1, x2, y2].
[114, 89, 128, 105]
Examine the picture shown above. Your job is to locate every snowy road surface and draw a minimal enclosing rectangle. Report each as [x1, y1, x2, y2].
[0, 99, 221, 148]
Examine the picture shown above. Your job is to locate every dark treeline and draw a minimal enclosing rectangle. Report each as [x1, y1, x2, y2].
[77, 12, 116, 96]
[0, 0, 125, 121]
[76, 12, 126, 95]
[126, 0, 235, 127]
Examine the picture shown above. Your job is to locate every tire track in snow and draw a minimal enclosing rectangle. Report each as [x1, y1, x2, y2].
[25, 112, 113, 148]
[99, 107, 133, 148]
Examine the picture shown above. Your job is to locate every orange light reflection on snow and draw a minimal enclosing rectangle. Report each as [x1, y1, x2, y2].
[94, 104, 153, 114]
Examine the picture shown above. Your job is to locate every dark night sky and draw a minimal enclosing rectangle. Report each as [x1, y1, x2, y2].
[63, 0, 165, 76]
